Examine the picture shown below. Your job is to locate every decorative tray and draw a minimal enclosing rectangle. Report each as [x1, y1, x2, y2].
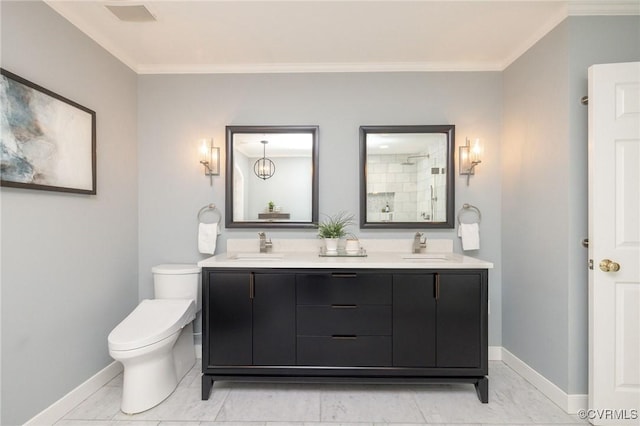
[318, 247, 368, 257]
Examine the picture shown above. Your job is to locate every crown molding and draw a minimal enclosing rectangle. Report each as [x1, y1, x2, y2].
[568, 0, 640, 15]
[136, 61, 504, 75]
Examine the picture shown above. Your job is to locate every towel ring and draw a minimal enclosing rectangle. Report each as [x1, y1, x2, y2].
[197, 203, 221, 225]
[457, 203, 481, 225]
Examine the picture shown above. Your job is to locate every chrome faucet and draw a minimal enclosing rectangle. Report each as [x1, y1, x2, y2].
[258, 232, 273, 253]
[413, 232, 427, 253]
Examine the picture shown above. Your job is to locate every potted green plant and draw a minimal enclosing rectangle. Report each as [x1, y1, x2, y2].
[267, 201, 275, 212]
[317, 211, 354, 253]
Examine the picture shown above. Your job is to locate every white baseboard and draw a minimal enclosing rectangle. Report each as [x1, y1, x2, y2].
[28, 345, 201, 425]
[488, 345, 503, 361]
[501, 347, 587, 414]
[566, 393, 589, 415]
[24, 361, 123, 426]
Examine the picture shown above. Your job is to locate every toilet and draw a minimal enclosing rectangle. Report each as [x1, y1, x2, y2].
[108, 264, 201, 414]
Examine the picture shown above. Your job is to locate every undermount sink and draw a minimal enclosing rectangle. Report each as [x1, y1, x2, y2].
[228, 253, 284, 261]
[400, 254, 449, 261]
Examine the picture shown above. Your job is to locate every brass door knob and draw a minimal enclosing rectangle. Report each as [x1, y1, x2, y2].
[599, 259, 621, 272]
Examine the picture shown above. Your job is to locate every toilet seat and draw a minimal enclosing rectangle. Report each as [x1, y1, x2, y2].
[108, 299, 195, 351]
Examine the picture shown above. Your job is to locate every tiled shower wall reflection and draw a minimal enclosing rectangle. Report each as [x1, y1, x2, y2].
[367, 149, 447, 222]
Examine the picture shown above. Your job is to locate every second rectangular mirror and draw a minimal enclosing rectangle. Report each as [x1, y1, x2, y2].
[360, 125, 455, 229]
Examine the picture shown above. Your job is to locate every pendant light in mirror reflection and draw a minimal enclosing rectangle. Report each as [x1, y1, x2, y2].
[200, 138, 220, 186]
[254, 140, 276, 180]
[459, 137, 482, 186]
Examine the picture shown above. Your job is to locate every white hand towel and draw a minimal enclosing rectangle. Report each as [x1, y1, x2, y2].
[198, 223, 218, 255]
[458, 222, 480, 251]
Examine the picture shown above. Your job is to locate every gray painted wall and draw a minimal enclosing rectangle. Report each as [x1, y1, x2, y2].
[0, 2, 139, 424]
[502, 19, 571, 394]
[137, 72, 504, 347]
[502, 16, 640, 395]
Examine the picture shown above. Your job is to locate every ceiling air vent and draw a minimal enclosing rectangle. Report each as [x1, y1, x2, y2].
[105, 5, 156, 22]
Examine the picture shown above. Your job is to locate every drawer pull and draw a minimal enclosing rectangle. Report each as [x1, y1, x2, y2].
[331, 335, 357, 340]
[331, 273, 357, 278]
[331, 304, 357, 309]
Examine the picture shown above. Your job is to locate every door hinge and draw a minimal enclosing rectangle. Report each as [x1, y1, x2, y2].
[588, 259, 594, 270]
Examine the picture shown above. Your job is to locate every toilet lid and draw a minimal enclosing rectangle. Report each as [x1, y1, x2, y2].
[152, 264, 200, 275]
[108, 299, 195, 351]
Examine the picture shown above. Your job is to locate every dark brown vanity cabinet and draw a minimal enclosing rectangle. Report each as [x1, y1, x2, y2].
[202, 267, 488, 403]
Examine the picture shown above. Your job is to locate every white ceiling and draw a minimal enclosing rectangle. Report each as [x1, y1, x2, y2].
[45, 1, 639, 74]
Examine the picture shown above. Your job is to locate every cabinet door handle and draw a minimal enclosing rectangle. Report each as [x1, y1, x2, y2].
[331, 273, 357, 278]
[249, 273, 255, 300]
[331, 304, 358, 309]
[435, 273, 440, 301]
[332, 335, 357, 340]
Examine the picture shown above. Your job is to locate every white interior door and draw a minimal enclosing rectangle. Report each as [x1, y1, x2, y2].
[588, 62, 640, 425]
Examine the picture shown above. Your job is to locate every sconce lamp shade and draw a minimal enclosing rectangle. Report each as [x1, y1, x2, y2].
[200, 138, 220, 186]
[459, 137, 482, 186]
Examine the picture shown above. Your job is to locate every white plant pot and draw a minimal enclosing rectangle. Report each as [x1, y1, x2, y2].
[324, 238, 339, 253]
[345, 239, 360, 254]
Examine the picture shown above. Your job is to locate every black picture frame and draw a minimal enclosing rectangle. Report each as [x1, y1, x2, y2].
[1, 68, 96, 194]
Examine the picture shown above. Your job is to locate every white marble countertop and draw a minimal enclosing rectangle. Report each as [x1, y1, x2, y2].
[197, 239, 493, 270]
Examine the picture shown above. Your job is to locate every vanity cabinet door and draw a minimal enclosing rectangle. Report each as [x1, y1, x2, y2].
[436, 272, 484, 368]
[205, 271, 296, 367]
[253, 273, 296, 365]
[207, 272, 253, 366]
[392, 273, 437, 367]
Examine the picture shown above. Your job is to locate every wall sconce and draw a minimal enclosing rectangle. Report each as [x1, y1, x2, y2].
[200, 138, 220, 186]
[459, 137, 482, 186]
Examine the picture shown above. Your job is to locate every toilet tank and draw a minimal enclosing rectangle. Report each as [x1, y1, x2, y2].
[152, 264, 201, 311]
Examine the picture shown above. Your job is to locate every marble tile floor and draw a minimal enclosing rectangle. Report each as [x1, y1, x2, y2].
[55, 361, 587, 426]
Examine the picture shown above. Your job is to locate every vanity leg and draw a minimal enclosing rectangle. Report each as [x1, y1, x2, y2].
[201, 376, 215, 400]
[475, 377, 489, 403]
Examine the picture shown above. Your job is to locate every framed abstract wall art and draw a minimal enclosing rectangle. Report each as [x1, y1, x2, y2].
[1, 68, 96, 194]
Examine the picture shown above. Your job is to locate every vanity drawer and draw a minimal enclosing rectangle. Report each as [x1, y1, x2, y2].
[296, 273, 392, 305]
[297, 336, 392, 367]
[297, 305, 391, 336]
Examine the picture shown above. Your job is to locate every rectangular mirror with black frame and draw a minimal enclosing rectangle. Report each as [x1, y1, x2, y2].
[226, 125, 319, 228]
[360, 125, 455, 229]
